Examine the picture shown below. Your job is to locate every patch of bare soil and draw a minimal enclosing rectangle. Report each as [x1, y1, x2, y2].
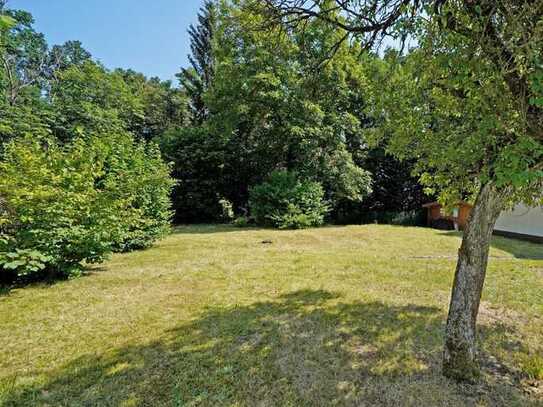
[478, 301, 529, 327]
[532, 267, 543, 279]
[405, 255, 515, 260]
[522, 378, 543, 399]
[477, 301, 543, 402]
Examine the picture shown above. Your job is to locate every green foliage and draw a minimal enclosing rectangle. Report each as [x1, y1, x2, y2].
[177, 0, 216, 124]
[249, 171, 329, 229]
[232, 216, 250, 228]
[0, 134, 173, 281]
[50, 61, 143, 141]
[117, 69, 188, 140]
[0, 14, 16, 31]
[0, 248, 51, 279]
[47, 62, 187, 143]
[48, 40, 92, 73]
[0, 100, 53, 149]
[156, 125, 226, 223]
[530, 68, 543, 108]
[0, 136, 118, 279]
[193, 1, 372, 214]
[105, 138, 175, 252]
[334, 147, 428, 224]
[522, 353, 543, 380]
[369, 35, 543, 206]
[0, 5, 180, 284]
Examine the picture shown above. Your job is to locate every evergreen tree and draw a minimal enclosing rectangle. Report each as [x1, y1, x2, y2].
[177, 0, 216, 124]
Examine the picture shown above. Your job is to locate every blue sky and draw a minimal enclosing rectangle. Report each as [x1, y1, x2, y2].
[11, 0, 205, 82]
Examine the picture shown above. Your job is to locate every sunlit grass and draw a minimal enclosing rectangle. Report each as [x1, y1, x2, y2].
[1, 225, 542, 406]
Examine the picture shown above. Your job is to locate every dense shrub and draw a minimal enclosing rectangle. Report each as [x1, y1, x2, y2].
[104, 136, 175, 252]
[0, 133, 173, 282]
[233, 216, 251, 228]
[249, 171, 329, 229]
[156, 126, 226, 223]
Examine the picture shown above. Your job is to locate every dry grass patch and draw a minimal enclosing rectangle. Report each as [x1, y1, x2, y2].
[0, 225, 542, 406]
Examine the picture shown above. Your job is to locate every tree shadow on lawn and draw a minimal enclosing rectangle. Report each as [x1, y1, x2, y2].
[490, 235, 543, 260]
[171, 224, 263, 235]
[1, 290, 536, 406]
[170, 224, 354, 235]
[0, 286, 10, 297]
[439, 231, 543, 260]
[0, 266, 104, 296]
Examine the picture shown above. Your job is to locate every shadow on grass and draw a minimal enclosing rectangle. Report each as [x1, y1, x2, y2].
[0, 267, 102, 295]
[439, 231, 543, 260]
[171, 224, 261, 235]
[1, 290, 535, 406]
[170, 224, 352, 235]
[0, 286, 10, 297]
[490, 235, 543, 260]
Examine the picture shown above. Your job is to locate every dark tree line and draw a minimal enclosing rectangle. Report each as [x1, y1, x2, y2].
[165, 0, 427, 224]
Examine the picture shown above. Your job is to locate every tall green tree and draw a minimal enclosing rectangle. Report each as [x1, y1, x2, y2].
[164, 0, 374, 222]
[0, 6, 48, 106]
[45, 40, 92, 92]
[177, 0, 217, 124]
[48, 61, 188, 143]
[0, 9, 48, 105]
[49, 60, 142, 141]
[157, 125, 226, 222]
[0, 4, 52, 148]
[116, 69, 188, 140]
[206, 0, 372, 212]
[263, 0, 543, 381]
[48, 40, 91, 72]
[0, 3, 185, 146]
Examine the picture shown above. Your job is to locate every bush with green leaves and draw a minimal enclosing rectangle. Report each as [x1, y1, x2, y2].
[233, 216, 251, 228]
[0, 247, 51, 283]
[249, 171, 329, 229]
[104, 136, 175, 252]
[156, 126, 226, 223]
[0, 133, 173, 282]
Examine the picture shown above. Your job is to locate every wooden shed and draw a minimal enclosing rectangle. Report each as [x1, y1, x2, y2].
[422, 201, 473, 230]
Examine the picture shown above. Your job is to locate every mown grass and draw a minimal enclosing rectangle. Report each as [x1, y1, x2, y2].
[1, 225, 542, 406]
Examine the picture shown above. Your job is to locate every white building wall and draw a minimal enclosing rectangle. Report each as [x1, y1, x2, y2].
[495, 204, 543, 238]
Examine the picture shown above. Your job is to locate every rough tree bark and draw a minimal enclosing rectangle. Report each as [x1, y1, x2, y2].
[443, 182, 507, 381]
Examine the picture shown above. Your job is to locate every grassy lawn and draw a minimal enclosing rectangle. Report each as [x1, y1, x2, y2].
[1, 225, 542, 406]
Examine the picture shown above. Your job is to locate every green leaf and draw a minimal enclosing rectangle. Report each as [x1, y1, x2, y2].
[3, 260, 26, 270]
[0, 15, 16, 30]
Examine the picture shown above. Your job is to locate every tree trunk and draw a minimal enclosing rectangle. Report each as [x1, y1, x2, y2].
[443, 182, 506, 381]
